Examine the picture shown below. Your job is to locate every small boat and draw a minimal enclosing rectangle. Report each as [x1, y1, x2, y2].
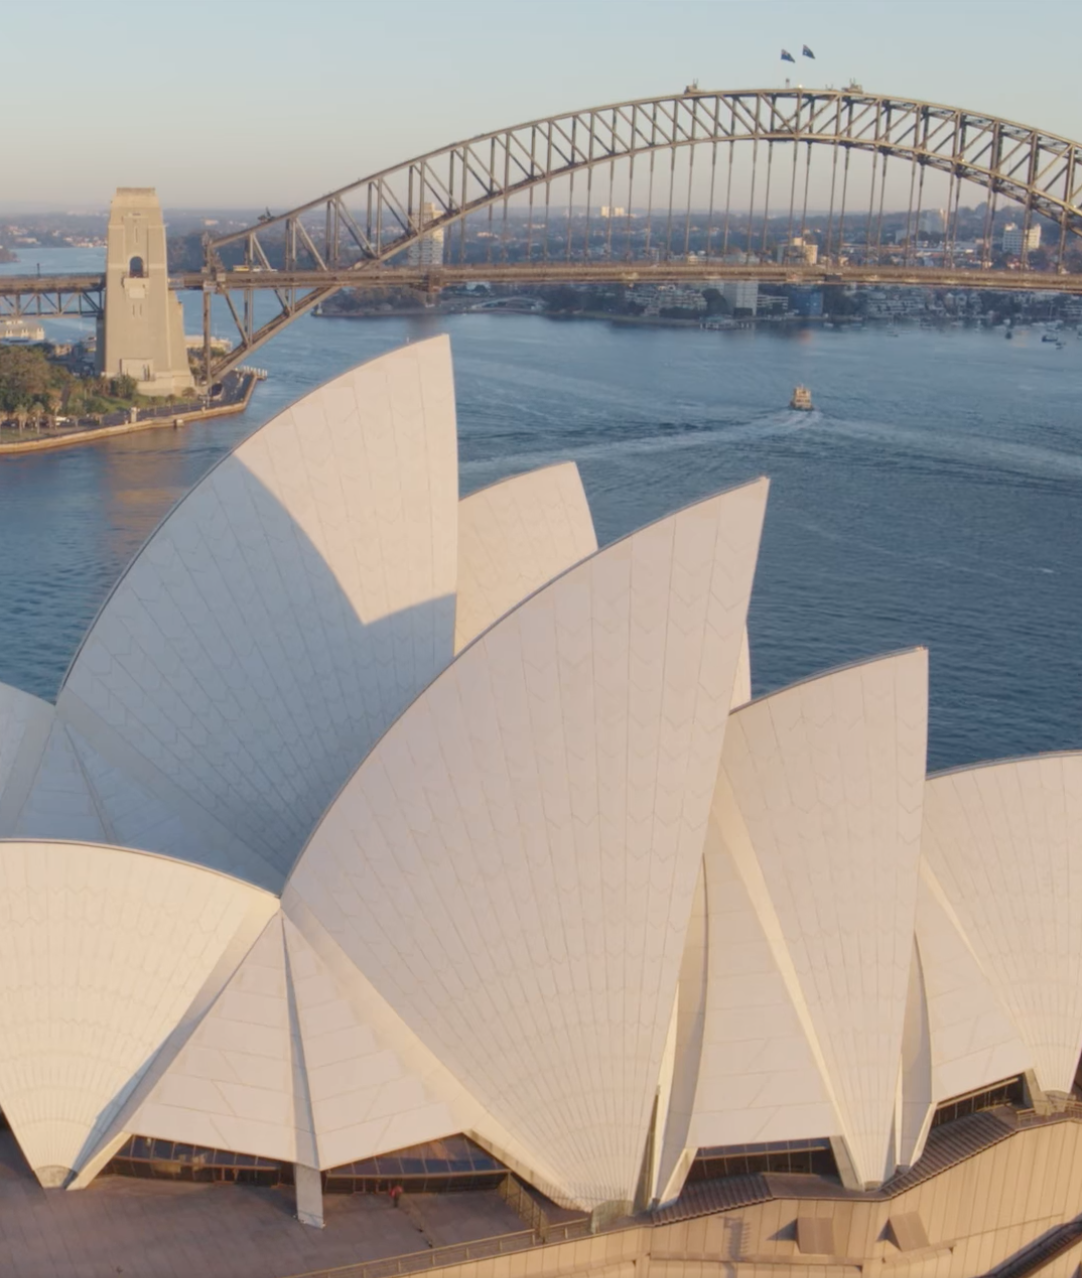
[1042, 332, 1059, 343]
[790, 385, 813, 411]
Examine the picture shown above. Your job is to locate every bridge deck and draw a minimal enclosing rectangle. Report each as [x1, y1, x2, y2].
[2, 262, 1082, 300]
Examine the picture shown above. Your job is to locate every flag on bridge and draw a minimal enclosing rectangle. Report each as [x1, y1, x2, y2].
[781, 49, 796, 63]
[803, 45, 816, 59]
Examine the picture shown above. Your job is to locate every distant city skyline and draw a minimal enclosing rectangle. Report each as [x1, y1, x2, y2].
[6, 0, 1082, 209]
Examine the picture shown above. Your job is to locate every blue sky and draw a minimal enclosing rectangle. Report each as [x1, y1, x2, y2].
[4, 0, 1081, 208]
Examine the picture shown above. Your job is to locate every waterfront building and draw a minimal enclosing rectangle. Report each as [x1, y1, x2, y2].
[787, 286, 823, 316]
[0, 337, 1079, 1273]
[634, 283, 707, 315]
[864, 286, 931, 318]
[407, 201, 444, 267]
[1002, 221, 1042, 254]
[720, 277, 758, 314]
[599, 205, 626, 218]
[0, 319, 45, 343]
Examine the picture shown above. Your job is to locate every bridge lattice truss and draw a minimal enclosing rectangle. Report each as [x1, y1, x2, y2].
[198, 89, 1082, 379]
[6, 89, 1082, 383]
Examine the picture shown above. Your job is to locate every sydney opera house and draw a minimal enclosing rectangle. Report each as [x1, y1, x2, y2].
[0, 334, 1080, 1276]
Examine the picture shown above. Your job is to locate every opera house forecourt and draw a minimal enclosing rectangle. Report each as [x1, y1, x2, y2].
[2, 334, 1082, 1275]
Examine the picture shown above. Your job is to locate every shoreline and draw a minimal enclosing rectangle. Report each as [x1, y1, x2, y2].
[313, 307, 826, 328]
[0, 373, 258, 456]
[311, 308, 1004, 332]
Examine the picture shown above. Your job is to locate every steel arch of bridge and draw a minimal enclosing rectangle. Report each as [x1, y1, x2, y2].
[201, 88, 1082, 378]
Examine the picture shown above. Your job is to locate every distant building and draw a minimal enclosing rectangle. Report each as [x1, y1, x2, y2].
[788, 287, 824, 317]
[1002, 223, 1041, 254]
[864, 286, 929, 318]
[636, 284, 706, 315]
[719, 279, 758, 315]
[0, 319, 45, 343]
[918, 209, 946, 234]
[599, 206, 626, 218]
[776, 237, 819, 266]
[407, 202, 444, 267]
[756, 293, 788, 316]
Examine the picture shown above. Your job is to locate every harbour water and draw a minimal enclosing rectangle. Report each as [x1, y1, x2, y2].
[0, 249, 1079, 772]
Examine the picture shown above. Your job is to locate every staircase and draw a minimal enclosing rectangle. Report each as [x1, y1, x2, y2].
[984, 1216, 1082, 1278]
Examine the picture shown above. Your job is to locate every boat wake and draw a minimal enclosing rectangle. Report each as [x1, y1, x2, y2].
[460, 409, 809, 480]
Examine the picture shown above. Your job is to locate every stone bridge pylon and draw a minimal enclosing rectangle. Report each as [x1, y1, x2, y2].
[97, 188, 193, 396]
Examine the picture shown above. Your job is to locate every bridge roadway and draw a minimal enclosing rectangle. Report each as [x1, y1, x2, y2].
[186, 263, 1082, 294]
[4, 261, 1082, 321]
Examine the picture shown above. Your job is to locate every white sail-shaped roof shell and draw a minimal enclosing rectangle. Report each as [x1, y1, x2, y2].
[672, 651, 929, 1191]
[119, 913, 316, 1167]
[731, 628, 752, 709]
[56, 336, 459, 889]
[914, 864, 1032, 1105]
[0, 841, 276, 1185]
[455, 462, 597, 652]
[5, 716, 106, 843]
[120, 894, 572, 1197]
[680, 779, 840, 1149]
[921, 753, 1082, 1096]
[284, 479, 767, 1210]
[0, 682, 57, 833]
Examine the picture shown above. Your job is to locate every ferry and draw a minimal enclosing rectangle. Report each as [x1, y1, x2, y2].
[790, 385, 813, 411]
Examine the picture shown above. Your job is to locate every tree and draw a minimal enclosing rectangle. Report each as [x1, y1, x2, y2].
[0, 346, 52, 412]
[545, 286, 584, 312]
[110, 374, 138, 400]
[822, 285, 860, 317]
[702, 288, 731, 316]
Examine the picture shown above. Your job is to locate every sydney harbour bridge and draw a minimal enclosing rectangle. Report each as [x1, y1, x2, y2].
[4, 86, 1082, 383]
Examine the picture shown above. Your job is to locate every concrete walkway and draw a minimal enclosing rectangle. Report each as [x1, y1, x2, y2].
[0, 1136, 524, 1278]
